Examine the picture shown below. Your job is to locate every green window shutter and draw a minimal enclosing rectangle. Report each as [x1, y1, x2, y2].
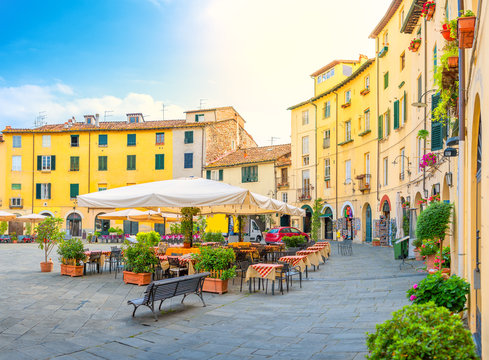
[70, 184, 79, 199]
[99, 134, 107, 146]
[384, 72, 389, 89]
[37, 156, 42, 171]
[184, 131, 194, 144]
[47, 183, 51, 199]
[431, 122, 443, 150]
[386, 109, 391, 136]
[206, 170, 211, 179]
[403, 91, 407, 124]
[378, 115, 383, 139]
[51, 155, 56, 170]
[393, 100, 399, 129]
[75, 156, 79, 170]
[155, 154, 164, 170]
[241, 167, 247, 182]
[36, 184, 41, 199]
[195, 114, 199, 122]
[127, 134, 136, 146]
[219, 169, 223, 181]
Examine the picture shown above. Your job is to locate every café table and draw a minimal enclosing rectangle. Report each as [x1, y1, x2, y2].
[245, 263, 283, 295]
[296, 249, 321, 270]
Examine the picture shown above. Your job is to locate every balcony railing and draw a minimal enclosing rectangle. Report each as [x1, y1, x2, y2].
[276, 177, 289, 188]
[356, 174, 371, 191]
[297, 186, 313, 202]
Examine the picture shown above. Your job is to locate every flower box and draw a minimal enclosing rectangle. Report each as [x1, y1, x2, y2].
[202, 278, 228, 294]
[60, 264, 84, 277]
[422, 1, 436, 20]
[360, 88, 370, 96]
[341, 102, 351, 108]
[372, 240, 381, 247]
[123, 271, 152, 286]
[458, 16, 476, 48]
[408, 39, 422, 52]
[40, 261, 53, 272]
[447, 56, 459, 69]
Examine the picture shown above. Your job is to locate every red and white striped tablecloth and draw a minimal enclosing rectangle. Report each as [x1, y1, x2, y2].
[278, 255, 308, 273]
[245, 263, 283, 282]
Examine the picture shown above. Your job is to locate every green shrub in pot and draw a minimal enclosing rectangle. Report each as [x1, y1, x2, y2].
[57, 238, 86, 265]
[281, 235, 306, 248]
[122, 239, 159, 273]
[193, 246, 236, 280]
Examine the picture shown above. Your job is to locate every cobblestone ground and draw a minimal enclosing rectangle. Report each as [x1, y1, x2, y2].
[0, 242, 425, 360]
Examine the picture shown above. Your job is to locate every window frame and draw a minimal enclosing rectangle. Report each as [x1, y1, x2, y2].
[345, 121, 351, 141]
[42, 135, 51, 148]
[156, 132, 165, 145]
[127, 134, 136, 146]
[127, 155, 136, 171]
[70, 135, 79, 147]
[242, 165, 258, 183]
[302, 136, 309, 155]
[345, 159, 351, 184]
[70, 156, 80, 171]
[12, 155, 22, 171]
[155, 154, 165, 170]
[364, 109, 370, 131]
[184, 131, 194, 144]
[184, 153, 193, 169]
[98, 134, 108, 146]
[12, 136, 21, 148]
[98, 156, 108, 171]
[400, 51, 406, 71]
[345, 90, 351, 104]
[383, 157, 389, 186]
[302, 110, 309, 125]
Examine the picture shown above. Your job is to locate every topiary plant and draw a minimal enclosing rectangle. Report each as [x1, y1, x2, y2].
[406, 272, 469, 313]
[366, 302, 478, 359]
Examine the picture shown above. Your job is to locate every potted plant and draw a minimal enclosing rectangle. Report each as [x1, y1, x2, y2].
[408, 38, 422, 52]
[108, 227, 118, 235]
[406, 272, 470, 314]
[122, 238, 159, 286]
[435, 245, 451, 273]
[136, 231, 161, 247]
[372, 238, 381, 247]
[419, 152, 437, 170]
[281, 235, 306, 250]
[458, 10, 476, 48]
[421, 1, 436, 20]
[181, 207, 200, 248]
[412, 238, 424, 261]
[440, 22, 455, 41]
[366, 302, 478, 359]
[193, 247, 236, 294]
[35, 217, 65, 272]
[57, 238, 86, 277]
[11, 232, 17, 244]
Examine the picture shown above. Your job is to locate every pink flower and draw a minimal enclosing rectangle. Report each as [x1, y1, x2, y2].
[413, 284, 418, 289]
[410, 295, 417, 301]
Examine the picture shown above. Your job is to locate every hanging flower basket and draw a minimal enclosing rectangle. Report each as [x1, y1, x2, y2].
[422, 1, 436, 20]
[458, 15, 476, 48]
[408, 38, 422, 52]
[447, 56, 459, 69]
[440, 23, 455, 41]
[419, 152, 437, 169]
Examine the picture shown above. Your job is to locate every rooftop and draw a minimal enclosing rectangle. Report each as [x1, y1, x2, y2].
[206, 144, 291, 168]
[310, 60, 359, 78]
[369, 0, 403, 38]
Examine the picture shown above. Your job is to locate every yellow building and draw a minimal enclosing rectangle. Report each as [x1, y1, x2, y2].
[1, 107, 257, 237]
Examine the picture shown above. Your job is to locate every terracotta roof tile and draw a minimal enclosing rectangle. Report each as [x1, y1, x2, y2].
[206, 144, 291, 168]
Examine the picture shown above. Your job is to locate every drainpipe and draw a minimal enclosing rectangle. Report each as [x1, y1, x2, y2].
[309, 101, 318, 201]
[457, 0, 466, 277]
[31, 131, 35, 213]
[375, 40, 380, 204]
[333, 91, 339, 220]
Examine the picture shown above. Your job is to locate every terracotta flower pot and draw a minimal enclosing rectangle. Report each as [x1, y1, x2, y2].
[372, 240, 380, 247]
[123, 271, 152, 286]
[458, 16, 476, 48]
[425, 4, 436, 20]
[442, 267, 451, 274]
[441, 29, 455, 41]
[447, 56, 459, 68]
[414, 248, 424, 261]
[40, 262, 53, 272]
[425, 254, 437, 270]
[60, 264, 84, 277]
[202, 278, 228, 294]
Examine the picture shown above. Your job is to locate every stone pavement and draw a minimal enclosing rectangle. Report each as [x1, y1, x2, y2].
[0, 242, 426, 360]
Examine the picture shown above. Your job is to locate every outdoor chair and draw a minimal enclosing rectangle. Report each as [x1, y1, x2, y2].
[168, 256, 188, 277]
[234, 260, 251, 292]
[278, 260, 302, 288]
[113, 251, 125, 279]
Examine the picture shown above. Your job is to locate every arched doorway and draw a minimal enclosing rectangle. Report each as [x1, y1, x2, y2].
[322, 207, 333, 240]
[301, 205, 312, 233]
[341, 204, 354, 240]
[280, 215, 290, 227]
[364, 204, 372, 242]
[473, 114, 482, 351]
[66, 213, 82, 237]
[95, 213, 110, 235]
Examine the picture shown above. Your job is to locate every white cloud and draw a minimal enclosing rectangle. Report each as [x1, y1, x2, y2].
[0, 84, 186, 130]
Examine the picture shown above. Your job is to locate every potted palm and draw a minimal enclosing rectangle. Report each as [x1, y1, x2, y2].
[122, 238, 159, 286]
[193, 247, 236, 294]
[35, 217, 65, 272]
[57, 238, 86, 277]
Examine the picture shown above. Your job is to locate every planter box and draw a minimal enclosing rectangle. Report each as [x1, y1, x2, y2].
[458, 16, 476, 48]
[123, 271, 152, 286]
[60, 264, 84, 277]
[441, 29, 455, 41]
[372, 240, 381, 247]
[409, 41, 421, 52]
[202, 277, 228, 294]
[425, 4, 436, 20]
[447, 56, 459, 69]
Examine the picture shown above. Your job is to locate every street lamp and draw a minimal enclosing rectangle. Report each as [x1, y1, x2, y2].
[411, 89, 438, 108]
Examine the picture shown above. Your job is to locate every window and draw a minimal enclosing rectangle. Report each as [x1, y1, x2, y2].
[365, 153, 371, 176]
[42, 135, 51, 148]
[98, 184, 107, 191]
[323, 130, 330, 148]
[400, 51, 405, 71]
[280, 168, 288, 183]
[302, 136, 309, 155]
[302, 156, 309, 166]
[400, 148, 405, 180]
[384, 110, 390, 137]
[417, 74, 422, 101]
[195, 114, 204, 122]
[394, 100, 400, 130]
[242, 166, 258, 182]
[400, 7, 405, 28]
[129, 116, 137, 123]
[302, 170, 310, 190]
[324, 159, 331, 180]
[302, 110, 309, 125]
[12, 136, 21, 148]
[184, 131, 194, 144]
[155, 154, 165, 170]
[70, 156, 80, 171]
[400, 93, 406, 126]
[12, 156, 21, 171]
[378, 114, 383, 140]
[41, 155, 52, 171]
[98, 156, 107, 171]
[384, 72, 389, 89]
[345, 160, 351, 184]
[127, 155, 136, 170]
[324, 101, 331, 118]
[36, 183, 51, 200]
[71, 135, 79, 147]
[98, 134, 107, 146]
[10, 197, 22, 208]
[282, 192, 288, 203]
[184, 153, 193, 168]
[383, 30, 388, 45]
[11, 183, 21, 190]
[156, 132, 165, 144]
[418, 137, 423, 173]
[345, 90, 351, 104]
[345, 121, 351, 141]
[70, 184, 79, 200]
[364, 109, 370, 131]
[383, 157, 388, 186]
[127, 134, 136, 146]
[365, 76, 370, 90]
[206, 169, 223, 181]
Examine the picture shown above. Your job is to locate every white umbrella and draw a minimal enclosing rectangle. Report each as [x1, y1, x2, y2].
[77, 178, 305, 216]
[12, 213, 47, 223]
[97, 209, 146, 220]
[0, 210, 16, 221]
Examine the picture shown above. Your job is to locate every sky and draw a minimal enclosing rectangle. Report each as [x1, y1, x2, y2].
[0, 0, 392, 145]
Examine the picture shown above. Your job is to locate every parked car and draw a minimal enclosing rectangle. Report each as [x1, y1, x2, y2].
[265, 227, 310, 244]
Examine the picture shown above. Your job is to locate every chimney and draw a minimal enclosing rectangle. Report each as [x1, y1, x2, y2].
[72, 116, 76, 123]
[95, 114, 100, 127]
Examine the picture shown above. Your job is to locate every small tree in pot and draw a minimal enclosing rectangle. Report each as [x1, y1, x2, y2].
[57, 238, 86, 277]
[122, 238, 159, 286]
[181, 207, 200, 248]
[193, 247, 236, 294]
[35, 217, 65, 272]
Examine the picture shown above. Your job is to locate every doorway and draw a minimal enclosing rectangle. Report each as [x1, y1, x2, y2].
[365, 204, 372, 242]
[302, 206, 312, 234]
[323, 207, 333, 240]
[95, 213, 110, 235]
[474, 115, 482, 353]
[280, 215, 290, 227]
[67, 213, 82, 237]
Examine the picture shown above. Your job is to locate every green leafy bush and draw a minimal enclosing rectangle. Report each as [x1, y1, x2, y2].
[416, 201, 453, 241]
[402, 214, 409, 236]
[57, 238, 86, 265]
[406, 272, 469, 313]
[419, 239, 440, 256]
[0, 221, 7, 236]
[412, 237, 423, 249]
[122, 239, 159, 273]
[436, 246, 451, 268]
[366, 302, 478, 359]
[135, 231, 161, 247]
[193, 246, 236, 280]
[281, 235, 306, 248]
[203, 232, 225, 243]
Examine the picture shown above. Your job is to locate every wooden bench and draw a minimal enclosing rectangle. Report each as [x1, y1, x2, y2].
[128, 272, 210, 321]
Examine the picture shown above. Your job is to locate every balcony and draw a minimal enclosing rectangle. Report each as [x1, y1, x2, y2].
[297, 186, 313, 202]
[276, 177, 289, 188]
[356, 174, 371, 192]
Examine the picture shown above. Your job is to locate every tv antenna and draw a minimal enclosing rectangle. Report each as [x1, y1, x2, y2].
[34, 111, 47, 128]
[199, 99, 207, 110]
[162, 103, 167, 120]
[267, 137, 280, 145]
[104, 110, 113, 122]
